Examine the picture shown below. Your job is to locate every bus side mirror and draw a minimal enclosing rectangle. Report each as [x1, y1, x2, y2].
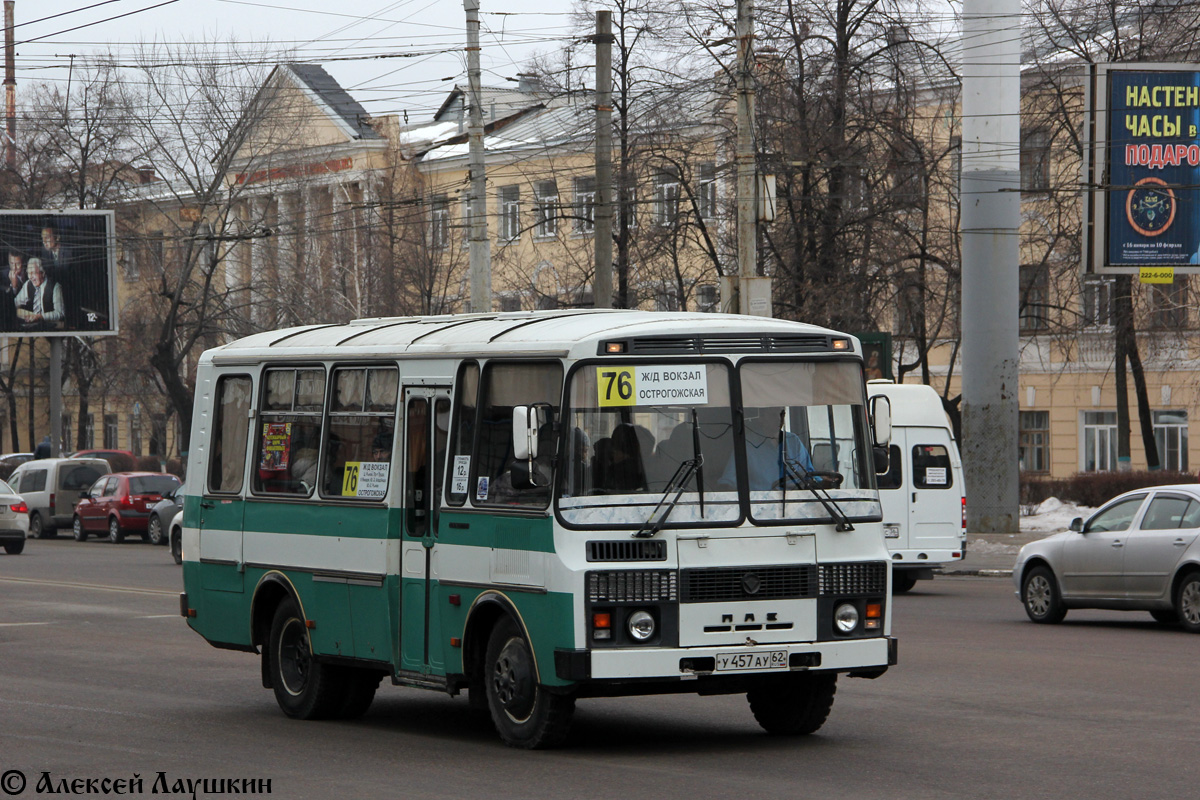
[869, 395, 892, 446]
[512, 406, 545, 461]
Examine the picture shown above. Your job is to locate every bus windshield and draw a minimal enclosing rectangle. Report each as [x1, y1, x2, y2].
[558, 362, 739, 527]
[737, 360, 881, 523]
[556, 359, 880, 528]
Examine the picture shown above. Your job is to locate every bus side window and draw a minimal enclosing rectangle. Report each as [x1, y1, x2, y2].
[474, 361, 563, 508]
[208, 375, 252, 494]
[253, 368, 325, 497]
[321, 367, 397, 500]
[446, 362, 479, 506]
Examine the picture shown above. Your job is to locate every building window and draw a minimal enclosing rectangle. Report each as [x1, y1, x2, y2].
[84, 414, 95, 450]
[1019, 265, 1050, 332]
[104, 414, 118, 449]
[889, 141, 926, 207]
[655, 170, 680, 227]
[461, 195, 471, 250]
[697, 163, 717, 220]
[148, 231, 165, 274]
[1082, 277, 1114, 328]
[150, 414, 167, 457]
[1021, 129, 1051, 192]
[653, 283, 680, 311]
[429, 195, 449, 250]
[894, 278, 923, 337]
[949, 135, 962, 187]
[1148, 278, 1188, 329]
[129, 408, 143, 457]
[1153, 410, 1188, 472]
[534, 180, 558, 238]
[498, 293, 522, 312]
[61, 415, 72, 454]
[573, 177, 595, 234]
[1019, 410, 1050, 473]
[1082, 410, 1117, 472]
[697, 283, 718, 312]
[498, 185, 520, 242]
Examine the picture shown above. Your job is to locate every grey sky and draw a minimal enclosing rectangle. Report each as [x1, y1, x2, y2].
[13, 0, 578, 120]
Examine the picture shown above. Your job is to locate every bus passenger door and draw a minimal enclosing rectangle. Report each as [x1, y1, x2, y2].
[399, 387, 451, 676]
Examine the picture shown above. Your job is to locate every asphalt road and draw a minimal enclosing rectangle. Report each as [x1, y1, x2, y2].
[1, 538, 1195, 800]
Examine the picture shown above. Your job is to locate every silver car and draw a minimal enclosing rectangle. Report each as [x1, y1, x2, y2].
[1014, 483, 1200, 631]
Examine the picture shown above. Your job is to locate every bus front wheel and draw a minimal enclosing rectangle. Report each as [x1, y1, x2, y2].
[748, 672, 837, 735]
[484, 617, 574, 749]
[267, 599, 343, 720]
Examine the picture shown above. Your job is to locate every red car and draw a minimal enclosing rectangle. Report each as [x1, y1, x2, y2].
[73, 472, 181, 543]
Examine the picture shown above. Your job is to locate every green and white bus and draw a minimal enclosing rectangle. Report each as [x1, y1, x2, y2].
[180, 310, 896, 748]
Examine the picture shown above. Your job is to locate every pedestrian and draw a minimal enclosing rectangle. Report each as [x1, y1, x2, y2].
[34, 435, 51, 459]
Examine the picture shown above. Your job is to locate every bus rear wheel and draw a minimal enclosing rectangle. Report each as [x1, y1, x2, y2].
[484, 617, 574, 749]
[267, 599, 343, 720]
[748, 672, 837, 735]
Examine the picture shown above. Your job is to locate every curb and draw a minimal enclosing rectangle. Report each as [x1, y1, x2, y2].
[940, 568, 1013, 578]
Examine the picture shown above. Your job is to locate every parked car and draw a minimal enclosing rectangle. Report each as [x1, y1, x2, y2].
[1014, 483, 1200, 632]
[73, 472, 182, 544]
[71, 449, 136, 472]
[0, 478, 30, 554]
[146, 482, 185, 546]
[0, 453, 33, 481]
[169, 509, 183, 565]
[8, 458, 112, 538]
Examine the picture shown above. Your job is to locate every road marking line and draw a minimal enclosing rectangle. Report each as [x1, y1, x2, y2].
[0, 621, 55, 627]
[0, 577, 177, 596]
[136, 614, 179, 619]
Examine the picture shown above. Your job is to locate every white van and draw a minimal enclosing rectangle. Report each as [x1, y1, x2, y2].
[8, 457, 111, 538]
[867, 381, 966, 592]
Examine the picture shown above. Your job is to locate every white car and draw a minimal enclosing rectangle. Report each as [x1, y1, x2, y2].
[0, 478, 31, 554]
[1014, 483, 1200, 632]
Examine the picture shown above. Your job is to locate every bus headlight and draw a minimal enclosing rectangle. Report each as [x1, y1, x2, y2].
[627, 609, 656, 641]
[834, 603, 860, 633]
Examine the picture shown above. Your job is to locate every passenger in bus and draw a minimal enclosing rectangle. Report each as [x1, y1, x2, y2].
[290, 425, 321, 491]
[719, 407, 816, 491]
[371, 418, 395, 462]
[649, 423, 694, 490]
[594, 422, 648, 493]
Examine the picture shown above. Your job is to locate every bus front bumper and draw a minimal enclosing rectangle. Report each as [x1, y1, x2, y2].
[555, 636, 896, 683]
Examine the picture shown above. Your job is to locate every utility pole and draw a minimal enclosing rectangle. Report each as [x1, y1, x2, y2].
[3, 1, 14, 171]
[733, 0, 756, 315]
[464, 0, 491, 313]
[960, 0, 1021, 532]
[593, 10, 614, 308]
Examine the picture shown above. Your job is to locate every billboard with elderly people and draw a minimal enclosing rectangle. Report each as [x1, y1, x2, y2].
[0, 210, 117, 336]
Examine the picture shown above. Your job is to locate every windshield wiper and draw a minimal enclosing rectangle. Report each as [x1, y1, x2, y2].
[691, 408, 705, 518]
[781, 457, 855, 532]
[633, 456, 702, 538]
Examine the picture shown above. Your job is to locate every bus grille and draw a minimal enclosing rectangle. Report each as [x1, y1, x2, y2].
[819, 562, 888, 596]
[587, 540, 667, 562]
[588, 570, 678, 603]
[680, 565, 818, 603]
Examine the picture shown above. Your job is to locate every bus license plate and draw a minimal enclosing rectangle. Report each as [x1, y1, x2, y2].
[715, 650, 788, 672]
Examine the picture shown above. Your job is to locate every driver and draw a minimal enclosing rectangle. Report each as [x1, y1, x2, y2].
[718, 406, 816, 490]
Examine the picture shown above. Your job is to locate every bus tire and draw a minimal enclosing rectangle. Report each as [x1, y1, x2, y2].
[336, 668, 382, 719]
[484, 617, 574, 749]
[892, 571, 918, 594]
[748, 672, 837, 735]
[267, 599, 343, 720]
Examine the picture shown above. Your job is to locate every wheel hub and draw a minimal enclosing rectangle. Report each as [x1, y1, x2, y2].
[277, 619, 312, 696]
[491, 639, 535, 721]
[1026, 576, 1051, 616]
[1181, 581, 1200, 625]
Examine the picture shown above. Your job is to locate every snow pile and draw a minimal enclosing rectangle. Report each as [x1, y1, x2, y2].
[1021, 497, 1094, 534]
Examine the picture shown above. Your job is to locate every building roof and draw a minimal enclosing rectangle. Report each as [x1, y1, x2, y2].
[285, 63, 382, 140]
